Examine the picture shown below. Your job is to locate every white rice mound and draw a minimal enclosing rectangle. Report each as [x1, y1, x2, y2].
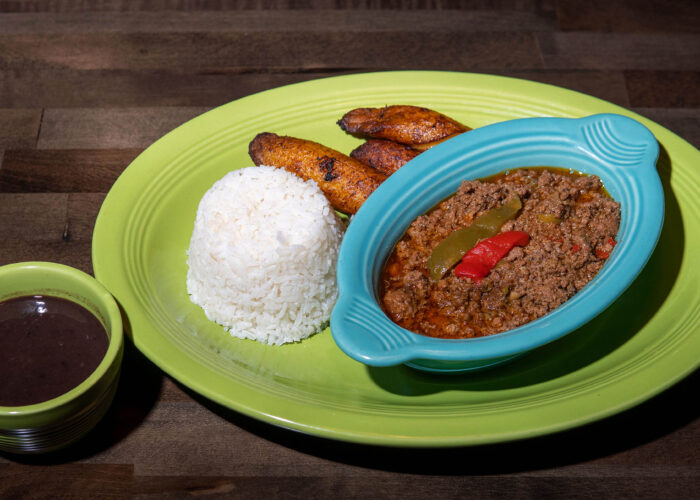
[186, 166, 346, 345]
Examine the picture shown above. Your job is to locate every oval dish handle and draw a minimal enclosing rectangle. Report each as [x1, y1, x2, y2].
[330, 296, 418, 366]
[575, 114, 659, 169]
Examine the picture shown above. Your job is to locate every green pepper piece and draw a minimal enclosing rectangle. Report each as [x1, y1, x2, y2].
[427, 194, 522, 281]
[537, 214, 561, 224]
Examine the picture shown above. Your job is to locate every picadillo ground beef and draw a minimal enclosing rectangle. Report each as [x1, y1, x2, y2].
[380, 168, 621, 339]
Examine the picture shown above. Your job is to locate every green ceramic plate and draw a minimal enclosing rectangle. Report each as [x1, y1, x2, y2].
[92, 71, 700, 447]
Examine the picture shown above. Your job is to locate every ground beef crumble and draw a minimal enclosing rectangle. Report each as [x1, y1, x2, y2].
[380, 168, 621, 339]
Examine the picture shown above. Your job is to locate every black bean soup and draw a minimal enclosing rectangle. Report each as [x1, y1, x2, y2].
[0, 295, 109, 406]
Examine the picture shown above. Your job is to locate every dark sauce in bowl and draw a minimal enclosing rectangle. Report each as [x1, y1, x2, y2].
[0, 295, 109, 407]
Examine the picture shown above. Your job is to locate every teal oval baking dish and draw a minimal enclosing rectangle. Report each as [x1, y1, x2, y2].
[330, 113, 663, 373]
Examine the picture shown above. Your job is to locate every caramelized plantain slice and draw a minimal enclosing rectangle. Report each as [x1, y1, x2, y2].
[249, 132, 387, 215]
[350, 139, 420, 176]
[338, 105, 469, 147]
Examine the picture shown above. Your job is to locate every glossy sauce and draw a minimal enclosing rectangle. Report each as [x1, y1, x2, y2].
[379, 167, 619, 339]
[0, 295, 108, 406]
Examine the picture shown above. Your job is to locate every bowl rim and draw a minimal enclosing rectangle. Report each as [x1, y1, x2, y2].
[0, 261, 124, 416]
[330, 113, 664, 367]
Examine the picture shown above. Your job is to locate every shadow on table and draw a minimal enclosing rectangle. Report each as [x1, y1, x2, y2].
[184, 366, 698, 475]
[1, 337, 164, 465]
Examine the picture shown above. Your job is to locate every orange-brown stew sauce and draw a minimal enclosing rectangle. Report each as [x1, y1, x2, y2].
[379, 168, 619, 339]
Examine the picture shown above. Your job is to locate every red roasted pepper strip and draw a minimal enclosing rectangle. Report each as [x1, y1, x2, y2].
[594, 237, 617, 259]
[454, 231, 530, 283]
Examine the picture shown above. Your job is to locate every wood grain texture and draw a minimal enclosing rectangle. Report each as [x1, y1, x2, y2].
[499, 69, 631, 107]
[0, 464, 133, 498]
[0, 32, 544, 72]
[538, 33, 700, 71]
[2, 69, 635, 109]
[0, 1, 698, 498]
[0, 193, 70, 241]
[37, 107, 211, 149]
[0, 69, 344, 108]
[0, 193, 104, 241]
[0, 10, 557, 33]
[556, 0, 700, 33]
[0, 109, 42, 148]
[625, 71, 700, 108]
[0, 0, 557, 13]
[631, 108, 700, 149]
[0, 241, 94, 273]
[0, 149, 139, 192]
[0, 192, 103, 272]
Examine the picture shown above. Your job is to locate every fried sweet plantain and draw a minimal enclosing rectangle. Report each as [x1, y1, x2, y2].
[338, 105, 469, 147]
[350, 139, 420, 176]
[249, 132, 387, 214]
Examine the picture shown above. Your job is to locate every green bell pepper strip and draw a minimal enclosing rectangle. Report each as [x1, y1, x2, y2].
[427, 194, 522, 281]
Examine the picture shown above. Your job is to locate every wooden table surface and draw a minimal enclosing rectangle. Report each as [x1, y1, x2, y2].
[1, 1, 698, 498]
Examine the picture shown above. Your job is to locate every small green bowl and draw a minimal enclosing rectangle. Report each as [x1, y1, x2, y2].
[0, 262, 123, 454]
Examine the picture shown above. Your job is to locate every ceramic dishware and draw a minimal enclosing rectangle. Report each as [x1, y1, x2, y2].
[331, 114, 663, 372]
[0, 262, 123, 454]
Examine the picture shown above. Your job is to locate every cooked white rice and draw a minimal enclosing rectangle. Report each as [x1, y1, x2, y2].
[186, 165, 346, 345]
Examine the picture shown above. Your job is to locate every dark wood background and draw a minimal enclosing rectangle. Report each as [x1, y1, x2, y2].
[1, 1, 698, 498]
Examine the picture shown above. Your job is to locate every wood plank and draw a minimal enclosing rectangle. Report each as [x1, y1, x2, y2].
[37, 107, 210, 149]
[0, 32, 543, 72]
[0, 464, 133, 499]
[1, 370, 697, 487]
[0, 69, 632, 109]
[538, 33, 700, 71]
[66, 192, 106, 240]
[75, 383, 698, 477]
[160, 376, 196, 402]
[74, 368, 698, 477]
[0, 10, 557, 34]
[0, 0, 555, 13]
[0, 193, 69, 241]
[19, 70, 632, 151]
[0, 149, 139, 192]
[625, 71, 700, 108]
[499, 69, 630, 107]
[81, 402, 353, 476]
[130, 475, 471, 498]
[631, 108, 700, 149]
[0, 193, 103, 241]
[0, 192, 101, 272]
[0, 109, 42, 149]
[128, 474, 699, 498]
[556, 0, 700, 33]
[0, 69, 344, 108]
[0, 240, 93, 273]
